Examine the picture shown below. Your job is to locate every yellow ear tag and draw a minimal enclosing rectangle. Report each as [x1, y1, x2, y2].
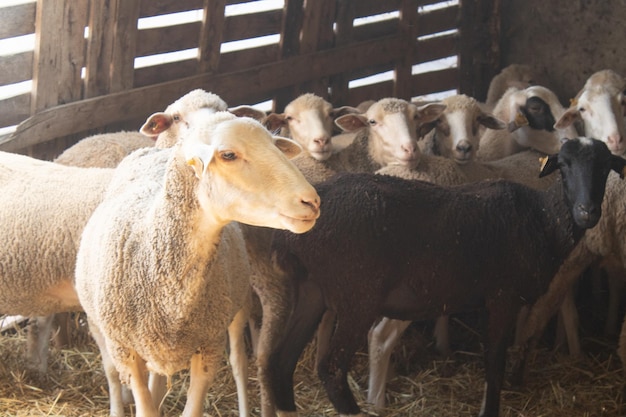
[514, 111, 529, 127]
[539, 156, 548, 171]
[569, 97, 578, 107]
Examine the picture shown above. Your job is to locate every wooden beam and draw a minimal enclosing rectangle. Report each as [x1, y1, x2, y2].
[1, 35, 403, 152]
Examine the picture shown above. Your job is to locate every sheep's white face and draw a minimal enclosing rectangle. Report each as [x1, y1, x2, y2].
[185, 117, 320, 233]
[364, 101, 422, 169]
[434, 110, 480, 164]
[555, 72, 626, 156]
[283, 102, 334, 161]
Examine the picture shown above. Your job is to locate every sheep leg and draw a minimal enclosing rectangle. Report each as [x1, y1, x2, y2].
[433, 314, 451, 356]
[269, 280, 326, 414]
[87, 321, 126, 417]
[602, 260, 625, 337]
[479, 298, 518, 417]
[367, 317, 411, 410]
[148, 372, 167, 411]
[228, 306, 250, 417]
[26, 315, 55, 375]
[318, 312, 374, 417]
[617, 312, 626, 397]
[559, 288, 581, 357]
[126, 348, 159, 417]
[182, 348, 221, 417]
[315, 310, 336, 367]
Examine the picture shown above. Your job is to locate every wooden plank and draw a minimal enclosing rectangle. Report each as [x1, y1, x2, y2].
[140, 0, 203, 18]
[353, 0, 402, 19]
[0, 3, 36, 40]
[395, 0, 419, 99]
[0, 94, 30, 128]
[329, 0, 356, 105]
[31, 0, 88, 112]
[85, 0, 115, 97]
[198, 0, 226, 74]
[275, 0, 305, 110]
[458, 0, 500, 100]
[136, 22, 201, 56]
[417, 4, 459, 37]
[2, 35, 405, 152]
[133, 59, 197, 88]
[0, 51, 33, 86]
[347, 81, 395, 105]
[218, 44, 280, 72]
[414, 33, 457, 64]
[223, 10, 282, 42]
[411, 67, 459, 97]
[109, 0, 141, 92]
[351, 18, 399, 42]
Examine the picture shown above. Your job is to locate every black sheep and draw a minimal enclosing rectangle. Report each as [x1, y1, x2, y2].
[265, 137, 626, 417]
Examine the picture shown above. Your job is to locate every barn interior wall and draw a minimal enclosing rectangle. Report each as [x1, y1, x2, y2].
[501, 0, 626, 103]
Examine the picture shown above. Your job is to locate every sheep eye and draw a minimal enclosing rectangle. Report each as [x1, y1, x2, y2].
[173, 114, 181, 122]
[285, 116, 293, 121]
[579, 107, 585, 113]
[220, 151, 237, 161]
[368, 119, 377, 126]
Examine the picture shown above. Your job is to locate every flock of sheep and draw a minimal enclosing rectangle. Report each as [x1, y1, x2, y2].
[1, 65, 626, 417]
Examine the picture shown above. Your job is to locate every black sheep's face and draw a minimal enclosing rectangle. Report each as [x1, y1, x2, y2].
[557, 137, 619, 228]
[521, 96, 556, 132]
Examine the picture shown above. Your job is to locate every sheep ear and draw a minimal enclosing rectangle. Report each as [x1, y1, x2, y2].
[140, 112, 174, 137]
[417, 121, 437, 138]
[229, 105, 267, 121]
[415, 103, 447, 124]
[331, 105, 361, 118]
[538, 154, 559, 178]
[185, 143, 215, 179]
[334, 114, 369, 132]
[610, 154, 626, 179]
[273, 136, 303, 159]
[264, 113, 287, 133]
[478, 113, 507, 130]
[554, 107, 580, 129]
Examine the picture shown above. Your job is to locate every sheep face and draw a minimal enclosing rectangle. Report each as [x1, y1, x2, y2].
[555, 70, 626, 156]
[184, 116, 320, 233]
[540, 137, 626, 228]
[426, 95, 506, 164]
[335, 98, 446, 169]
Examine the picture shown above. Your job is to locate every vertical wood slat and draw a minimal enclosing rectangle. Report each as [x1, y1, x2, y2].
[394, 0, 418, 99]
[299, 0, 336, 98]
[458, 0, 500, 101]
[109, 0, 141, 92]
[31, 0, 88, 113]
[198, 0, 226, 74]
[274, 0, 305, 111]
[85, 0, 114, 97]
[329, 0, 356, 106]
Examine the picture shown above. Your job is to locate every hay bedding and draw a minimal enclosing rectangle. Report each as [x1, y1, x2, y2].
[0, 316, 623, 417]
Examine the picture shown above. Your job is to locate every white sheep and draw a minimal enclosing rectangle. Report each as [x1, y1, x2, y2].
[262, 93, 358, 161]
[477, 85, 578, 161]
[0, 153, 114, 375]
[74, 112, 320, 417]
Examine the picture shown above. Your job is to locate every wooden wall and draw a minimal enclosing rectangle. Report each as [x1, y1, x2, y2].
[0, 0, 498, 159]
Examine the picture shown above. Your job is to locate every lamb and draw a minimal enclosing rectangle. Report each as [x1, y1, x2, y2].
[262, 93, 358, 161]
[477, 85, 577, 161]
[74, 112, 320, 417]
[484, 64, 540, 109]
[265, 136, 625, 417]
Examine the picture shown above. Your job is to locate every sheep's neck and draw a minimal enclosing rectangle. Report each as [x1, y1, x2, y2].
[152, 155, 224, 277]
[326, 132, 381, 173]
[541, 178, 585, 259]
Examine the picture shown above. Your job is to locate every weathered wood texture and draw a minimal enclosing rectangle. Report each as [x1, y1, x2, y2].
[0, 0, 468, 157]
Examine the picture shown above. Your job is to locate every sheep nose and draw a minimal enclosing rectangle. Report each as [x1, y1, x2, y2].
[456, 141, 472, 154]
[607, 133, 624, 150]
[302, 195, 321, 214]
[314, 136, 330, 146]
[401, 143, 417, 155]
